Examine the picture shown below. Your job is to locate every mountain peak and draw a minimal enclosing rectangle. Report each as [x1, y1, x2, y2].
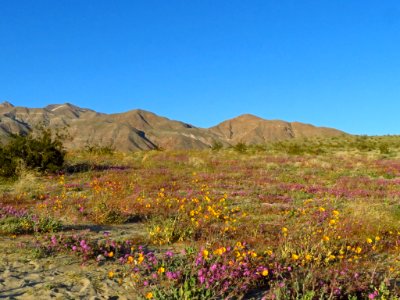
[233, 114, 264, 121]
[0, 101, 14, 108]
[45, 103, 81, 111]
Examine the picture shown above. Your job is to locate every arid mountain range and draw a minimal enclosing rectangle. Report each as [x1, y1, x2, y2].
[0, 101, 346, 151]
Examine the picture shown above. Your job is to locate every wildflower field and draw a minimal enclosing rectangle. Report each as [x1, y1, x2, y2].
[1, 136, 400, 299]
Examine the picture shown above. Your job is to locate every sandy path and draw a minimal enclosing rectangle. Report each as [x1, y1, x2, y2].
[0, 224, 146, 299]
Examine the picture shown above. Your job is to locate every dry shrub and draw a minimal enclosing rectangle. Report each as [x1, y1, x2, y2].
[188, 157, 205, 168]
[13, 169, 43, 195]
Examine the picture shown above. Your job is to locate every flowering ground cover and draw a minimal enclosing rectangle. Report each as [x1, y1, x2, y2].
[1, 136, 400, 299]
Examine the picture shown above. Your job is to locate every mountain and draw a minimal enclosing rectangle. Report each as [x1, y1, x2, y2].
[209, 114, 343, 144]
[0, 102, 346, 151]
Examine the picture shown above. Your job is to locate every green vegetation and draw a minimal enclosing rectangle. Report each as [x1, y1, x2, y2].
[0, 212, 62, 235]
[84, 142, 115, 155]
[0, 127, 66, 178]
[210, 140, 223, 151]
[233, 141, 247, 153]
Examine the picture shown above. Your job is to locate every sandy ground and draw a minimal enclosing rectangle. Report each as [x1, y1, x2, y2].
[0, 224, 146, 300]
[0, 224, 266, 300]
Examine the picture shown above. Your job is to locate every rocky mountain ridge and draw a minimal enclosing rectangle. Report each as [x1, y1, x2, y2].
[0, 101, 346, 151]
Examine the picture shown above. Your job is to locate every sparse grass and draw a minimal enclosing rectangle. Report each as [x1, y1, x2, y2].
[1, 136, 400, 298]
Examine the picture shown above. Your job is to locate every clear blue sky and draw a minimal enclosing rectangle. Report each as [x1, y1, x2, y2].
[1, 1, 399, 135]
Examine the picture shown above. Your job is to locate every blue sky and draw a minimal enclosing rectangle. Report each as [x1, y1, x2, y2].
[0, 0, 399, 135]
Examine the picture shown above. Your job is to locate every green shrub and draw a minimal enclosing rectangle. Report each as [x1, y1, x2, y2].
[354, 135, 374, 151]
[379, 143, 390, 154]
[233, 142, 247, 153]
[210, 140, 223, 151]
[286, 143, 304, 155]
[84, 142, 115, 155]
[0, 147, 18, 177]
[0, 127, 66, 178]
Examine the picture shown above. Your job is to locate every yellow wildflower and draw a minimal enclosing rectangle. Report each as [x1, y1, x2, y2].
[261, 269, 269, 276]
[214, 247, 227, 255]
[235, 241, 244, 249]
[282, 227, 288, 236]
[138, 253, 144, 264]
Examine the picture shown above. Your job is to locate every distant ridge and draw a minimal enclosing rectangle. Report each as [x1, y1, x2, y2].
[209, 114, 343, 144]
[0, 102, 346, 151]
[0, 101, 14, 108]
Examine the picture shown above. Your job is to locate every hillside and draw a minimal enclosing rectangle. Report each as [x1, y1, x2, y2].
[0, 102, 346, 150]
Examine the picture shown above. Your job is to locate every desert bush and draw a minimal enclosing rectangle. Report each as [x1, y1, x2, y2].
[379, 142, 390, 154]
[353, 135, 375, 151]
[233, 142, 247, 153]
[0, 127, 66, 178]
[91, 200, 128, 224]
[0, 147, 18, 177]
[84, 142, 115, 155]
[210, 140, 223, 151]
[286, 143, 304, 155]
[13, 170, 43, 195]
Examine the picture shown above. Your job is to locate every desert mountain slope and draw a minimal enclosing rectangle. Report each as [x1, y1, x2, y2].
[209, 114, 344, 144]
[0, 102, 346, 150]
